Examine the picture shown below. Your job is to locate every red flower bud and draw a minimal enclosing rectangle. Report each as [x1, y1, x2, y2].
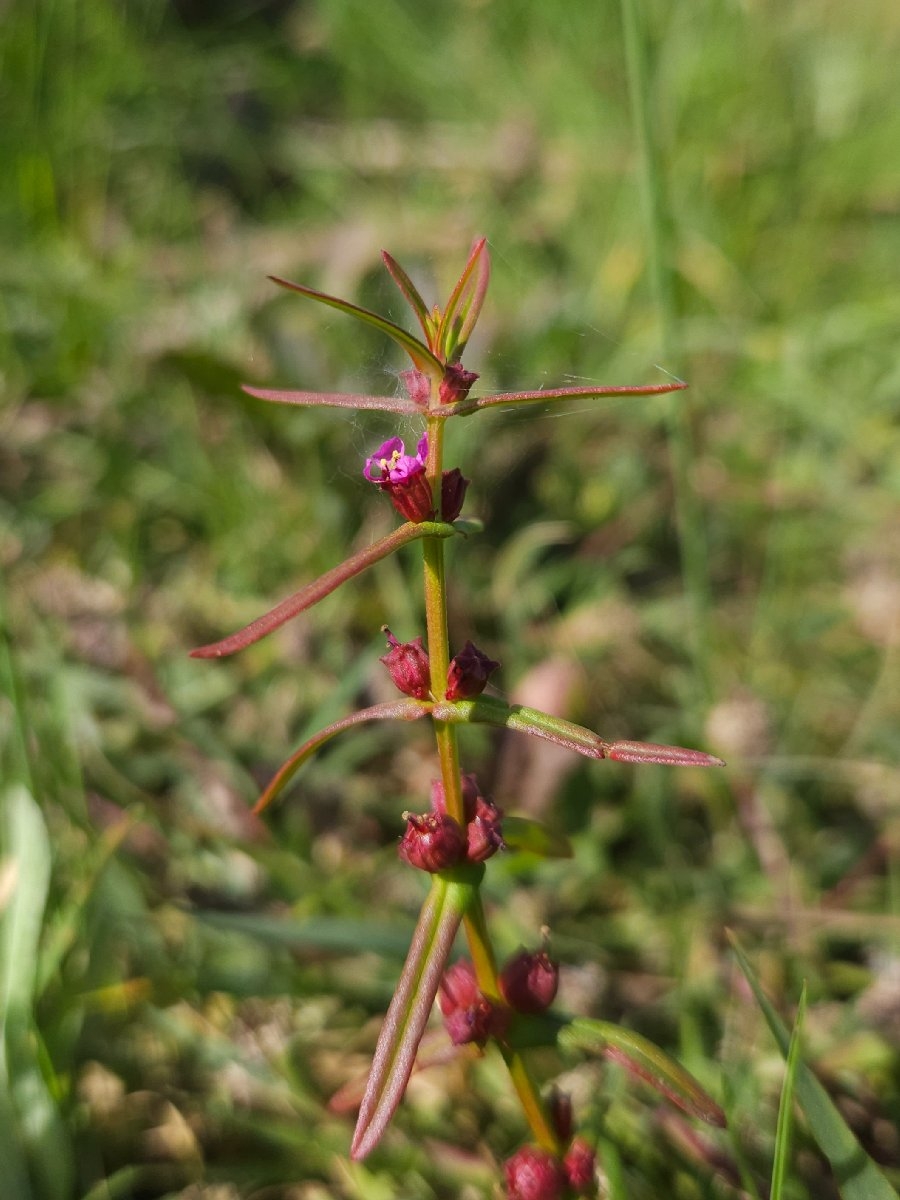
[439, 362, 478, 405]
[439, 959, 482, 1014]
[430, 772, 481, 823]
[398, 812, 466, 872]
[504, 1146, 566, 1200]
[499, 948, 559, 1014]
[439, 959, 507, 1047]
[440, 467, 469, 522]
[547, 1087, 573, 1143]
[445, 641, 500, 701]
[564, 1139, 596, 1194]
[379, 629, 431, 699]
[400, 368, 431, 406]
[466, 795, 504, 863]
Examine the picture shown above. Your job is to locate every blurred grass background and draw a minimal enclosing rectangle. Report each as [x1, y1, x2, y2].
[2, 0, 899, 1197]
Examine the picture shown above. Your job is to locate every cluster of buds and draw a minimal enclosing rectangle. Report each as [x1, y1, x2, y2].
[364, 433, 469, 524]
[379, 628, 499, 704]
[504, 1140, 596, 1200]
[399, 772, 504, 872]
[504, 1088, 596, 1198]
[438, 946, 560, 1048]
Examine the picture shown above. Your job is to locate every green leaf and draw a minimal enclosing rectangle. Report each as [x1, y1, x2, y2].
[269, 275, 444, 377]
[1, 786, 74, 1200]
[193, 911, 413, 959]
[1, 786, 51, 1024]
[436, 697, 723, 768]
[380, 250, 432, 342]
[559, 1018, 726, 1127]
[501, 815, 573, 859]
[351, 869, 481, 1159]
[191, 520, 460, 659]
[729, 933, 898, 1200]
[771, 983, 807, 1200]
[437, 237, 490, 362]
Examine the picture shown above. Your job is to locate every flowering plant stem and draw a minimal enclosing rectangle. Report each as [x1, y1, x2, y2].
[195, 240, 728, 1193]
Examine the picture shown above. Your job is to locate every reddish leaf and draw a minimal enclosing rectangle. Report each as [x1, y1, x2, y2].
[242, 385, 421, 416]
[253, 699, 429, 814]
[351, 872, 480, 1159]
[190, 521, 459, 659]
[437, 237, 490, 362]
[438, 379, 688, 419]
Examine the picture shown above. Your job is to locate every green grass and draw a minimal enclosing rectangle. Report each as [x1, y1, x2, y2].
[2, 0, 900, 1196]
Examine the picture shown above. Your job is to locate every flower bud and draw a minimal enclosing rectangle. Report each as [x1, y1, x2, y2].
[399, 368, 431, 407]
[379, 629, 431, 699]
[503, 1146, 566, 1200]
[466, 795, 504, 863]
[564, 1139, 597, 1194]
[430, 772, 481, 823]
[398, 812, 466, 872]
[499, 948, 559, 1014]
[439, 363, 478, 405]
[547, 1087, 573, 1143]
[440, 467, 469, 522]
[439, 959, 507, 1047]
[445, 641, 500, 701]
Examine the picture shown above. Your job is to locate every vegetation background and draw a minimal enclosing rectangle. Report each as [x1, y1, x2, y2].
[2, 1, 899, 1197]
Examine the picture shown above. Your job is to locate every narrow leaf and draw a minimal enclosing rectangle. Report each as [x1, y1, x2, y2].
[729, 933, 898, 1200]
[771, 983, 807, 1200]
[439, 379, 688, 418]
[608, 740, 725, 768]
[435, 699, 723, 769]
[381, 251, 431, 340]
[253, 699, 429, 814]
[242, 385, 420, 416]
[269, 275, 444, 376]
[560, 1018, 726, 1127]
[437, 237, 490, 361]
[351, 872, 479, 1159]
[191, 521, 459, 658]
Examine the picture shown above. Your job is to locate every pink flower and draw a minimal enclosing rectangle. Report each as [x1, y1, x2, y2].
[363, 434, 429, 484]
[364, 435, 434, 522]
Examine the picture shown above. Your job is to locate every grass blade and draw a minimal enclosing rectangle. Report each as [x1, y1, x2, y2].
[770, 982, 806, 1200]
[729, 933, 898, 1200]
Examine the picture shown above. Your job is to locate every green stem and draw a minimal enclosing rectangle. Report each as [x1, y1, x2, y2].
[422, 413, 464, 826]
[421, 404, 555, 1155]
[501, 1045, 562, 1155]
